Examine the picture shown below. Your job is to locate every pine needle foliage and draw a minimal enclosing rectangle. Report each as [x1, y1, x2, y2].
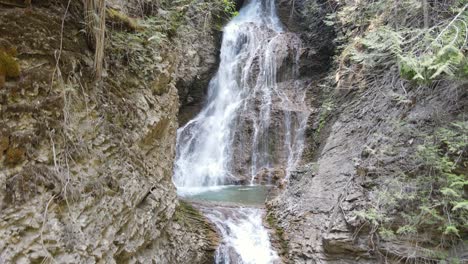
[356, 122, 468, 260]
[398, 4, 468, 84]
[321, 0, 467, 260]
[329, 0, 467, 87]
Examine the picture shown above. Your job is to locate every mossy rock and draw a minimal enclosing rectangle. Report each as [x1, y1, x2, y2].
[266, 212, 289, 257]
[0, 136, 9, 160]
[0, 39, 20, 87]
[5, 147, 25, 166]
[152, 73, 172, 95]
[175, 200, 220, 246]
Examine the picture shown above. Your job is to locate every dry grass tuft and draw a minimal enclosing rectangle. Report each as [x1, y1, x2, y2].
[107, 8, 144, 32]
[84, 0, 106, 80]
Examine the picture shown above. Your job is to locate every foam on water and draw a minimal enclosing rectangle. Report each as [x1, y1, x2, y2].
[202, 207, 279, 264]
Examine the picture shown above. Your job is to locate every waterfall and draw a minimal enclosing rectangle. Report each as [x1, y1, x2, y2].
[174, 0, 308, 190]
[200, 207, 279, 264]
[173, 0, 309, 263]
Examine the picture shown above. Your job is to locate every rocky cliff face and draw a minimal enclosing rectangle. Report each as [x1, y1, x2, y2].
[270, 0, 467, 263]
[0, 0, 224, 263]
[228, 31, 307, 184]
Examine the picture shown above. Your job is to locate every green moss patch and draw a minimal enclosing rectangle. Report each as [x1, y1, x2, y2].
[266, 212, 289, 257]
[0, 42, 20, 87]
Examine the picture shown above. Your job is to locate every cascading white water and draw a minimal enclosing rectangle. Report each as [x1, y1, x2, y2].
[201, 207, 279, 264]
[174, 0, 308, 190]
[173, 0, 309, 263]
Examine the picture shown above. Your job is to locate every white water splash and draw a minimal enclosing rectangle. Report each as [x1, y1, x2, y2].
[202, 207, 279, 264]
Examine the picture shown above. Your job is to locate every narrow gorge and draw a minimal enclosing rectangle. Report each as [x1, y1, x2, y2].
[174, 0, 304, 262]
[0, 0, 467, 263]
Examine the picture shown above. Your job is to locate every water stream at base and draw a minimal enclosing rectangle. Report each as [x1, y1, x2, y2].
[201, 206, 279, 264]
[173, 0, 308, 263]
[183, 186, 279, 264]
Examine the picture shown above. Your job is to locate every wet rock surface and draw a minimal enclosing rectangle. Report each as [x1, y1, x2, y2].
[276, 0, 335, 77]
[192, 200, 281, 264]
[229, 33, 309, 182]
[176, 17, 222, 127]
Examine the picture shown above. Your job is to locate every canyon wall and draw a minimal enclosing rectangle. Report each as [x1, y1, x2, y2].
[1, 0, 466, 263]
[269, 0, 467, 263]
[0, 0, 225, 263]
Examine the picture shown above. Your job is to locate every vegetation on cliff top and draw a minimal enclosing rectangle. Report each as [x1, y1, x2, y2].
[83, 0, 237, 80]
[325, 0, 467, 88]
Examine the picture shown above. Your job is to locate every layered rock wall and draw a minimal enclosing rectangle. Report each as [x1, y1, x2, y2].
[269, 0, 467, 263]
[0, 0, 224, 263]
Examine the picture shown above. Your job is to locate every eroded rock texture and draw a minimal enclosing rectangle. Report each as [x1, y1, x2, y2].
[269, 0, 468, 263]
[229, 32, 308, 184]
[276, 0, 335, 78]
[0, 0, 222, 263]
[269, 79, 467, 263]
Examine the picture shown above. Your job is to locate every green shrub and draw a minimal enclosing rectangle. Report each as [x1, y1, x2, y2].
[355, 122, 467, 259]
[330, 1, 468, 85]
[221, 0, 238, 17]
